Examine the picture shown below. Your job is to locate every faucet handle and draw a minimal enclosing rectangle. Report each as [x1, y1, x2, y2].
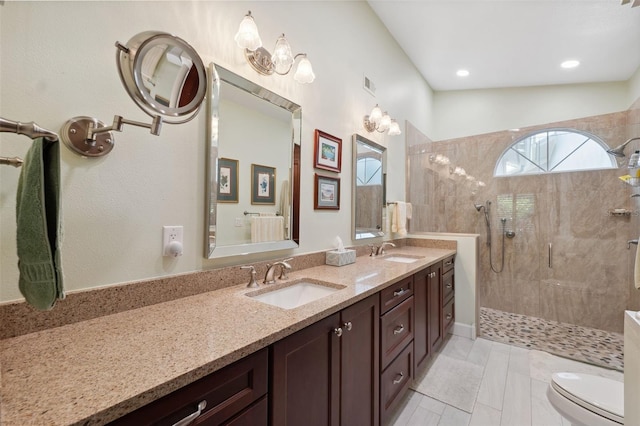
[278, 258, 293, 279]
[368, 244, 378, 257]
[240, 265, 259, 288]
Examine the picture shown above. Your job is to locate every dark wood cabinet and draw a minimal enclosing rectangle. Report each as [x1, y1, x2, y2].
[271, 294, 380, 426]
[428, 261, 444, 353]
[379, 277, 415, 425]
[413, 262, 442, 372]
[340, 295, 380, 426]
[109, 348, 268, 426]
[414, 255, 455, 375]
[380, 342, 413, 425]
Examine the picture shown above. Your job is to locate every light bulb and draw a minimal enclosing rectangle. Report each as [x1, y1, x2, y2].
[388, 120, 402, 136]
[235, 11, 262, 51]
[293, 56, 315, 83]
[272, 34, 294, 74]
[369, 105, 383, 125]
[379, 113, 391, 131]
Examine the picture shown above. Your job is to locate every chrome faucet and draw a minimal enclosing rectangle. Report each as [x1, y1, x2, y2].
[376, 242, 396, 256]
[263, 258, 293, 284]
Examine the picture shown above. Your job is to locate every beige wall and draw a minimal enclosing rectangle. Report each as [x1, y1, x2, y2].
[408, 105, 640, 333]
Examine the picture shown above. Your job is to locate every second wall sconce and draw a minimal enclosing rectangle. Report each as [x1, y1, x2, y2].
[235, 11, 315, 84]
[363, 104, 402, 136]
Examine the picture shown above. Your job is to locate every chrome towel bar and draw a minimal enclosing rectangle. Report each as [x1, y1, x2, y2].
[1, 116, 59, 168]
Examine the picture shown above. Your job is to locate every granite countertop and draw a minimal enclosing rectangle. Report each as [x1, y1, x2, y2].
[0, 246, 454, 425]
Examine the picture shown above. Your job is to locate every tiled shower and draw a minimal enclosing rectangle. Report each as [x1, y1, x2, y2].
[407, 100, 640, 368]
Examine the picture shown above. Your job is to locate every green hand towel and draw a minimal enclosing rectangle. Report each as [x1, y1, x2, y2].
[16, 137, 64, 310]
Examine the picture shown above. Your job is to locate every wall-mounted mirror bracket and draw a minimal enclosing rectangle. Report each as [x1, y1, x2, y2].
[61, 115, 162, 158]
[60, 31, 206, 158]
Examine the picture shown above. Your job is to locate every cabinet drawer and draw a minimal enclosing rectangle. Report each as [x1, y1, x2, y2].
[110, 348, 268, 426]
[443, 298, 455, 334]
[380, 296, 414, 369]
[217, 396, 268, 426]
[380, 276, 413, 314]
[380, 342, 413, 425]
[442, 269, 454, 304]
[442, 255, 455, 273]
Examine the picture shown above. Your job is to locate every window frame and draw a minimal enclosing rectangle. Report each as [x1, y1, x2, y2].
[493, 128, 617, 177]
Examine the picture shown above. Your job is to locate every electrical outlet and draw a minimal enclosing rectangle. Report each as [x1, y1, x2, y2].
[163, 226, 184, 257]
[235, 217, 243, 227]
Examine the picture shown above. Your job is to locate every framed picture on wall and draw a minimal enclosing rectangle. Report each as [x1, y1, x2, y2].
[251, 164, 276, 205]
[217, 158, 238, 203]
[314, 129, 342, 173]
[314, 174, 340, 210]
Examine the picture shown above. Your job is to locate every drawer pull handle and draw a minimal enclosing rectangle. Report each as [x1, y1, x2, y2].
[445, 261, 453, 266]
[334, 327, 343, 337]
[446, 313, 452, 320]
[173, 400, 207, 426]
[393, 372, 405, 385]
[393, 288, 408, 297]
[344, 321, 353, 331]
[446, 283, 452, 289]
[393, 324, 405, 335]
[429, 272, 436, 278]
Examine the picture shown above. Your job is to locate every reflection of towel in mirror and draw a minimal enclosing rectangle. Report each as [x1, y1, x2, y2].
[251, 216, 285, 243]
[635, 237, 640, 290]
[279, 180, 290, 238]
[392, 202, 408, 236]
[16, 137, 64, 310]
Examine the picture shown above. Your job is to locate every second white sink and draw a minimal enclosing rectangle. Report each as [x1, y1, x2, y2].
[247, 280, 345, 309]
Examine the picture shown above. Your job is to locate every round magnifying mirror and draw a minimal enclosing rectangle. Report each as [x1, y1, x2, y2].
[116, 31, 207, 123]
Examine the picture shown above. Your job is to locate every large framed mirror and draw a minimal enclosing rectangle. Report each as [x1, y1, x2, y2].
[206, 64, 301, 258]
[352, 134, 386, 240]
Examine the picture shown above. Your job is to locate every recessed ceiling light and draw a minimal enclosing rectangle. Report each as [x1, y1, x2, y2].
[561, 60, 580, 69]
[456, 69, 470, 77]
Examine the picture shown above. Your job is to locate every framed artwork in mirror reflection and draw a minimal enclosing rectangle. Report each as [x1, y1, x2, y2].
[314, 129, 342, 173]
[314, 174, 340, 210]
[217, 158, 238, 203]
[251, 164, 276, 205]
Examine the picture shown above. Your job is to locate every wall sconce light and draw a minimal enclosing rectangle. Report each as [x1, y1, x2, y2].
[235, 11, 315, 84]
[363, 104, 402, 136]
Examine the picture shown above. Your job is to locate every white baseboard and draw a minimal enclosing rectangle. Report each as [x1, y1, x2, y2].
[451, 322, 476, 340]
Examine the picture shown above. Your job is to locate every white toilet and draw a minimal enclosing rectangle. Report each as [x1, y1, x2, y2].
[546, 372, 624, 426]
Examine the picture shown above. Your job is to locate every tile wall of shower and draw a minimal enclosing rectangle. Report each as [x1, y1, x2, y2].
[407, 101, 640, 334]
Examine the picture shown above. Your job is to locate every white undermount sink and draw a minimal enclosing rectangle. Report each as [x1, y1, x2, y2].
[247, 280, 345, 309]
[382, 254, 424, 263]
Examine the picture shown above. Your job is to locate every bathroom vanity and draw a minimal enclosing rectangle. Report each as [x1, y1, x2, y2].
[0, 246, 455, 425]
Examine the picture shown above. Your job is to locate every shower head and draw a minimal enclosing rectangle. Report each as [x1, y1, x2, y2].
[606, 137, 640, 157]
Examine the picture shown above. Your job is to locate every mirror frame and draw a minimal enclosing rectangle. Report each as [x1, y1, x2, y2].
[352, 133, 387, 240]
[116, 31, 207, 122]
[205, 63, 301, 258]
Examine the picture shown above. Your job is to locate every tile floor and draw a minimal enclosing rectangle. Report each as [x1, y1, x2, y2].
[389, 334, 624, 426]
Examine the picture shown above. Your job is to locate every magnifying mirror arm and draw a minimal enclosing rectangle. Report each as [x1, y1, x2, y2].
[89, 115, 163, 140]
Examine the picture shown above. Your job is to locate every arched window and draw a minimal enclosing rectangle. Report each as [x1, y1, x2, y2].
[356, 156, 382, 186]
[494, 129, 617, 177]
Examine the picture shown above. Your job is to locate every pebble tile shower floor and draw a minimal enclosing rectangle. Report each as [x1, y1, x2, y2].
[480, 307, 624, 371]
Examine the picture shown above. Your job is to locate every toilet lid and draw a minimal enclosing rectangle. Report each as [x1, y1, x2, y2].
[551, 372, 624, 424]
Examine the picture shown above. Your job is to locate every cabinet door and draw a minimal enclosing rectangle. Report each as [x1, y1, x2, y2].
[413, 267, 429, 372]
[340, 294, 380, 426]
[271, 313, 341, 426]
[428, 262, 443, 352]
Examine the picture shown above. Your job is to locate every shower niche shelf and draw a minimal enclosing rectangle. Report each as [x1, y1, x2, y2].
[608, 209, 632, 217]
